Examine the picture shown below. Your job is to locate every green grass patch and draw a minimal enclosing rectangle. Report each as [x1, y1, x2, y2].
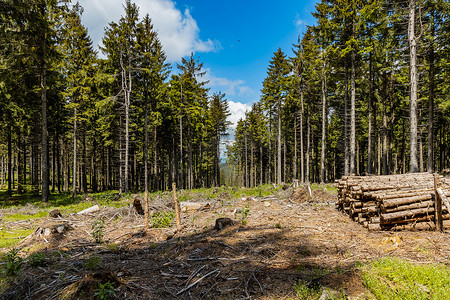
[0, 229, 34, 248]
[2, 211, 49, 222]
[293, 280, 322, 299]
[309, 183, 337, 195]
[360, 257, 450, 300]
[151, 211, 175, 228]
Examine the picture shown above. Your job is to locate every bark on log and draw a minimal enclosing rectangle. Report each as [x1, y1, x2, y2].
[381, 200, 434, 213]
[381, 207, 435, 222]
[382, 194, 434, 208]
[437, 188, 450, 213]
[368, 223, 381, 231]
[381, 213, 450, 225]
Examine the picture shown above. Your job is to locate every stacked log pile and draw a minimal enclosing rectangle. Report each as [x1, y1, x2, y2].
[336, 173, 450, 230]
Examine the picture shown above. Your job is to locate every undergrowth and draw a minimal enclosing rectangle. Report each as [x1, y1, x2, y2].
[360, 257, 450, 300]
[151, 211, 175, 228]
[0, 228, 34, 248]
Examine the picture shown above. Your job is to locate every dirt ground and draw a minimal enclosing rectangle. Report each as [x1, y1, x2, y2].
[2, 187, 450, 299]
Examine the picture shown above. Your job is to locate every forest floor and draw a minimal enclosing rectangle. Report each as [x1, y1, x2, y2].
[0, 185, 449, 299]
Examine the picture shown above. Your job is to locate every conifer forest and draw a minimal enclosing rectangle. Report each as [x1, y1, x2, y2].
[1, 0, 450, 201]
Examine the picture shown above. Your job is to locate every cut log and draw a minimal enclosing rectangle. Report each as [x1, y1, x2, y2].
[381, 207, 435, 222]
[437, 188, 450, 213]
[391, 219, 450, 231]
[368, 223, 381, 231]
[381, 200, 434, 213]
[77, 205, 100, 215]
[336, 172, 450, 231]
[382, 194, 434, 208]
[370, 217, 380, 224]
[382, 213, 450, 225]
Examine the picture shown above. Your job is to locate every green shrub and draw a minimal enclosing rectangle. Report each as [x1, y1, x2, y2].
[83, 256, 101, 270]
[3, 248, 23, 276]
[151, 211, 175, 228]
[293, 280, 321, 299]
[94, 281, 115, 300]
[27, 252, 46, 267]
[92, 219, 105, 243]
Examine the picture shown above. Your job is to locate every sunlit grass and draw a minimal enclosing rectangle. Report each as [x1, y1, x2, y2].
[360, 257, 450, 300]
[0, 228, 34, 248]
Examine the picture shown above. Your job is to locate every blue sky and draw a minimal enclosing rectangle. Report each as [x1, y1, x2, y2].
[78, 0, 318, 127]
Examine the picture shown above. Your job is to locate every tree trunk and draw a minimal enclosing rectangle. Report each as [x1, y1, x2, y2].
[268, 109, 272, 183]
[277, 98, 282, 185]
[82, 133, 87, 193]
[427, 11, 435, 173]
[408, 0, 418, 173]
[368, 50, 373, 174]
[144, 90, 149, 229]
[344, 65, 349, 176]
[350, 50, 356, 175]
[56, 132, 61, 193]
[41, 47, 49, 202]
[306, 112, 310, 183]
[260, 143, 263, 186]
[124, 87, 130, 193]
[154, 126, 158, 191]
[293, 113, 297, 180]
[383, 100, 388, 175]
[216, 133, 220, 186]
[300, 87, 304, 183]
[179, 113, 183, 189]
[250, 138, 254, 187]
[245, 133, 248, 187]
[7, 124, 12, 197]
[320, 62, 327, 183]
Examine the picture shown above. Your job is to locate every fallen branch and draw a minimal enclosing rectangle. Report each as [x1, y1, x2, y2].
[176, 269, 220, 295]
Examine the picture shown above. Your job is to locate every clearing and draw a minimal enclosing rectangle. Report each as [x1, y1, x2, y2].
[0, 185, 449, 299]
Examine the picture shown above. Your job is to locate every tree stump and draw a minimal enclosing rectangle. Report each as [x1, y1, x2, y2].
[214, 218, 234, 231]
[133, 195, 145, 215]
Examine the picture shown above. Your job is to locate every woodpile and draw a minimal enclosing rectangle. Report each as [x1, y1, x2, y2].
[336, 172, 450, 230]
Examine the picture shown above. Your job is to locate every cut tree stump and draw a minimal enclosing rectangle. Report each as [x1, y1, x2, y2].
[49, 210, 62, 218]
[214, 218, 234, 230]
[133, 195, 145, 215]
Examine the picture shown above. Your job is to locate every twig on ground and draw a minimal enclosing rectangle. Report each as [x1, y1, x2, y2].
[185, 265, 206, 287]
[176, 269, 220, 295]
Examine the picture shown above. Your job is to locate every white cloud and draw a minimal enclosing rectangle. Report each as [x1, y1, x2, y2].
[227, 100, 251, 129]
[203, 69, 255, 99]
[78, 0, 218, 62]
[295, 14, 305, 28]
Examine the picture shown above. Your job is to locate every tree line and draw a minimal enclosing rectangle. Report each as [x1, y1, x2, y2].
[0, 0, 231, 201]
[226, 0, 450, 187]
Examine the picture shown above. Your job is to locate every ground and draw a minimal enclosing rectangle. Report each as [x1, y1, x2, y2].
[0, 186, 449, 299]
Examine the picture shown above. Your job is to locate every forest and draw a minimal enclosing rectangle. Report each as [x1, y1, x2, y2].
[1, 0, 450, 201]
[0, 0, 231, 201]
[228, 0, 450, 187]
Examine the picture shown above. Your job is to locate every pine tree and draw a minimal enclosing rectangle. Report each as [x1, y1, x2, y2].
[261, 48, 290, 184]
[59, 2, 97, 197]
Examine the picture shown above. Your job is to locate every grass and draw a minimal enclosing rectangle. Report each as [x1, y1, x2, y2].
[0, 228, 34, 248]
[0, 188, 130, 249]
[151, 211, 175, 228]
[0, 182, 334, 249]
[309, 183, 337, 195]
[360, 257, 450, 300]
[293, 280, 322, 299]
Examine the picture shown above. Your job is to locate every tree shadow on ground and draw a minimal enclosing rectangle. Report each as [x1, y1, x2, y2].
[1, 220, 366, 299]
